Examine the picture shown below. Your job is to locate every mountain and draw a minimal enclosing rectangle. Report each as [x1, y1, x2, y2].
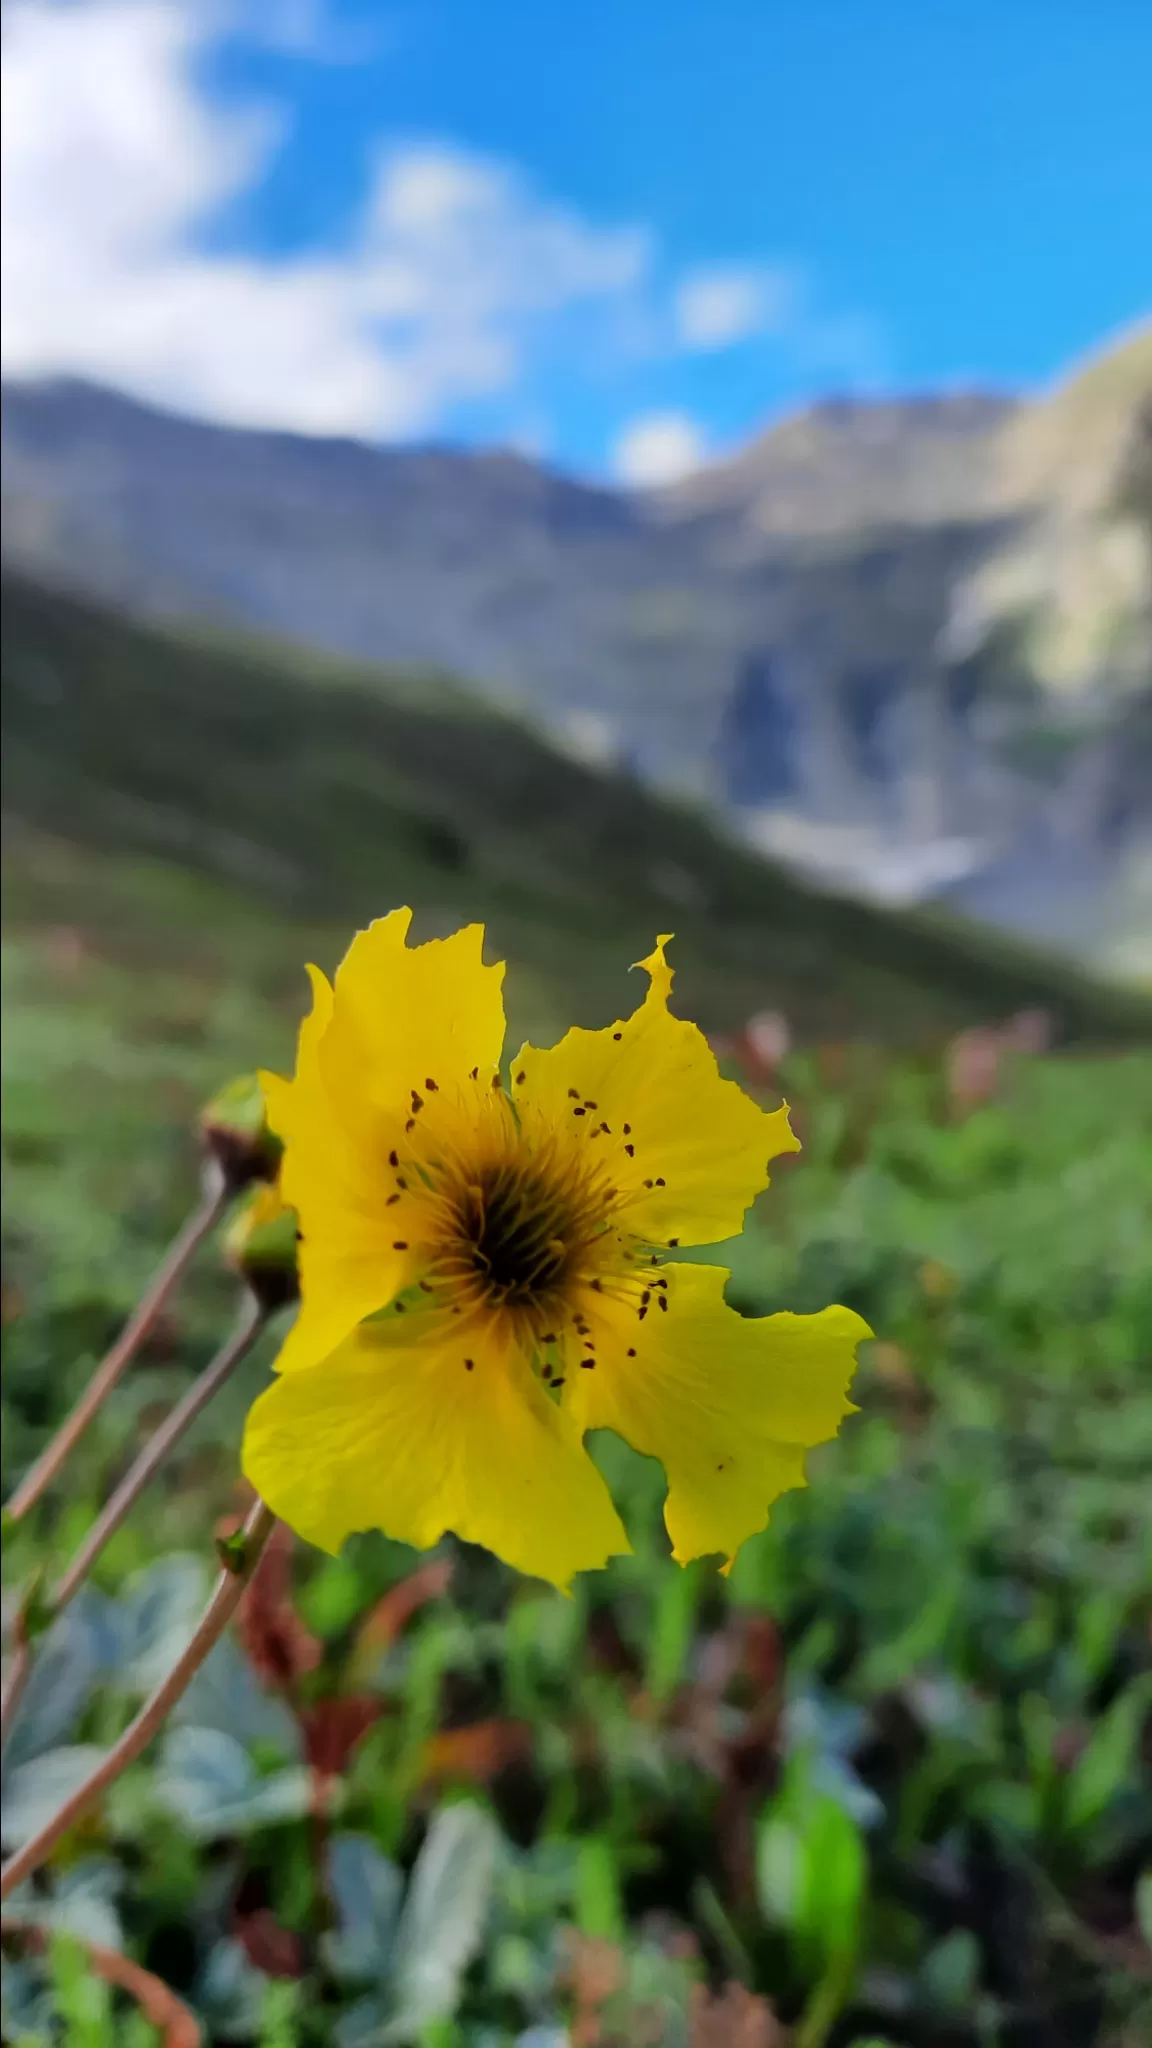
[3, 328, 1150, 971]
[4, 571, 1148, 1049]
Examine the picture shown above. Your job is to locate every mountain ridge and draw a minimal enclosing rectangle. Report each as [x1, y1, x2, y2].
[3, 327, 1150, 970]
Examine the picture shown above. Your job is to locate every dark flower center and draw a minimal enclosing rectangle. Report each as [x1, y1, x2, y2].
[454, 1160, 580, 1305]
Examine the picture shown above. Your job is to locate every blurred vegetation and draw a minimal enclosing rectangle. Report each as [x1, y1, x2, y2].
[3, 871, 1150, 2042]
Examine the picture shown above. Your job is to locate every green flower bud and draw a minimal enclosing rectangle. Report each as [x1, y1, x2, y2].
[226, 1183, 299, 1314]
[200, 1074, 282, 1193]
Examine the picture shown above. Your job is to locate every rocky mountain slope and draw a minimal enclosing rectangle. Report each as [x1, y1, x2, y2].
[3, 326, 1149, 969]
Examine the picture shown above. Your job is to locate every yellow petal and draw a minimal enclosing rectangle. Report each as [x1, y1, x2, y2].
[318, 909, 507, 1126]
[512, 935, 799, 1249]
[261, 927, 494, 1363]
[243, 1311, 631, 1589]
[569, 1263, 868, 1569]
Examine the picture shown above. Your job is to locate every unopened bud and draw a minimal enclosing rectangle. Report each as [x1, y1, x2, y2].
[225, 1183, 299, 1314]
[200, 1074, 282, 1193]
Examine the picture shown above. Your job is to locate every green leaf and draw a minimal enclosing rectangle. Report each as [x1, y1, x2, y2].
[1064, 1675, 1152, 1834]
[574, 1833, 625, 1946]
[386, 1803, 498, 2038]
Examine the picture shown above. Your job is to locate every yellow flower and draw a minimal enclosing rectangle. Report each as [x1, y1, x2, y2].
[242, 910, 868, 1588]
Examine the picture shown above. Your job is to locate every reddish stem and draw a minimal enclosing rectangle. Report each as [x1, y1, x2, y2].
[0, 1499, 276, 1900]
[5, 1170, 230, 1523]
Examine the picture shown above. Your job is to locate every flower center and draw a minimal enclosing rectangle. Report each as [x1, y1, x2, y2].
[430, 1139, 617, 1322]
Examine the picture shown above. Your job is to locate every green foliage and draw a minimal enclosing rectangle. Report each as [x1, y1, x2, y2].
[2, 836, 1151, 2044]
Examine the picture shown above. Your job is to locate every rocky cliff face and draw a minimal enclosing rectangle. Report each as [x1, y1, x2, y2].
[3, 326, 1150, 970]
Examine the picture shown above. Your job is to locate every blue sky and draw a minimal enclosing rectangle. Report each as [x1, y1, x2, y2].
[3, 0, 1149, 480]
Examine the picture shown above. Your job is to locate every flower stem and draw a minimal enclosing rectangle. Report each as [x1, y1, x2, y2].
[0, 1917, 202, 2047]
[4, 1169, 230, 1523]
[48, 1295, 268, 1620]
[0, 1643, 32, 1755]
[0, 1498, 276, 1900]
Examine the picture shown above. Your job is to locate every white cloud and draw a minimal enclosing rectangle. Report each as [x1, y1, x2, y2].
[673, 263, 795, 351]
[0, 2, 887, 450]
[613, 411, 707, 488]
[0, 0, 649, 437]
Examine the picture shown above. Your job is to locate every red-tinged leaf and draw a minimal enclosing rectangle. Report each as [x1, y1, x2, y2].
[352, 1557, 453, 1662]
[233, 1906, 306, 1980]
[237, 1521, 322, 1693]
[419, 1717, 533, 1788]
[689, 1981, 788, 2048]
[300, 1694, 383, 1781]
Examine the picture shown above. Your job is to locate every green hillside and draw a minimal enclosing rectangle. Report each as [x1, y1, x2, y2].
[3, 570, 1149, 1048]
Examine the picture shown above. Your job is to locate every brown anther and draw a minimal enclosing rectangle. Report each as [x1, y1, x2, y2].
[464, 1358, 474, 1371]
[580, 1359, 595, 1370]
[405, 1117, 416, 1131]
[573, 1106, 586, 1117]
[389, 1149, 399, 1167]
[411, 1092, 424, 1112]
[655, 1177, 666, 1187]
[516, 1070, 526, 1085]
[623, 1124, 631, 1135]
[551, 1377, 565, 1389]
[568, 1088, 581, 1100]
[386, 1193, 400, 1206]
[425, 1077, 438, 1091]
[613, 1031, 623, 1041]
[624, 1144, 635, 1157]
[393, 1240, 409, 1250]
[627, 1347, 637, 1357]
[657, 1295, 668, 1311]
[668, 1238, 679, 1247]
[470, 1066, 479, 1080]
